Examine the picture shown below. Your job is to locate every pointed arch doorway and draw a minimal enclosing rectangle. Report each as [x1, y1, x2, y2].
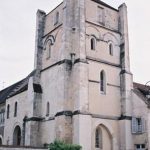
[95, 124, 113, 150]
[13, 125, 21, 146]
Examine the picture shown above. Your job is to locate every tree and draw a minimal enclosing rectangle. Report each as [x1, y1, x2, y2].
[49, 140, 82, 150]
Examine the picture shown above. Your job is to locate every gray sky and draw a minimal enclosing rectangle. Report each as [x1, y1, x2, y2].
[0, 0, 150, 90]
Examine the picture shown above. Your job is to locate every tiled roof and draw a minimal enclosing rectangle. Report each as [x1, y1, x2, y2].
[133, 82, 150, 96]
[0, 70, 36, 104]
[133, 82, 150, 106]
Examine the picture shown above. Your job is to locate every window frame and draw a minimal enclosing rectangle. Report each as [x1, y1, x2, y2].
[132, 117, 145, 134]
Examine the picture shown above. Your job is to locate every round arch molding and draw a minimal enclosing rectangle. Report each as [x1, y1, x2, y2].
[43, 35, 55, 50]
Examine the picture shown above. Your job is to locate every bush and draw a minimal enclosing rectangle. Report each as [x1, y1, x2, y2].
[49, 140, 82, 150]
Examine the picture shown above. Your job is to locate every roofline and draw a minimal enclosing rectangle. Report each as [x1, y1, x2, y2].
[7, 86, 28, 99]
[0, 70, 35, 93]
[0, 79, 25, 93]
[0, 101, 5, 105]
[91, 0, 119, 12]
[46, 2, 63, 17]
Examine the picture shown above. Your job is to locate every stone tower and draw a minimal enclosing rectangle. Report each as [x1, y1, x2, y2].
[33, 0, 133, 149]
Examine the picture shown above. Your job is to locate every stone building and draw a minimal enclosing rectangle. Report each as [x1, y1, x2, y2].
[0, 0, 150, 150]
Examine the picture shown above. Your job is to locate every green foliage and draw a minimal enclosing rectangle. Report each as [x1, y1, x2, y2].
[49, 140, 82, 150]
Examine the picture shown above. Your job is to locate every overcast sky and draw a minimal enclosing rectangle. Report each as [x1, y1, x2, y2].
[0, 0, 150, 90]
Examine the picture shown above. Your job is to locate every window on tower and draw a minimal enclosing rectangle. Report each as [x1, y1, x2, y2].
[91, 37, 96, 50]
[45, 40, 52, 59]
[43, 35, 55, 60]
[54, 11, 59, 25]
[97, 6, 105, 25]
[109, 43, 113, 56]
[100, 70, 106, 93]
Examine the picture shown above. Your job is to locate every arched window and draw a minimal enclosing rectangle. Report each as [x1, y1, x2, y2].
[14, 102, 18, 117]
[44, 35, 55, 60]
[7, 104, 10, 119]
[109, 43, 113, 55]
[91, 38, 96, 50]
[100, 70, 106, 93]
[95, 127, 102, 148]
[54, 11, 59, 25]
[46, 102, 50, 116]
[13, 126, 21, 146]
[46, 40, 52, 59]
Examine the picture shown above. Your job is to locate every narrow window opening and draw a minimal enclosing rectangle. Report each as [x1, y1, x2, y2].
[109, 43, 113, 55]
[46, 102, 50, 116]
[100, 71, 106, 93]
[14, 102, 17, 117]
[91, 38, 96, 50]
[7, 104, 10, 119]
[54, 11, 59, 25]
[46, 40, 52, 59]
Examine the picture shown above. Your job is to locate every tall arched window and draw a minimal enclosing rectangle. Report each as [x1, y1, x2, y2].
[46, 40, 52, 59]
[95, 127, 102, 148]
[7, 104, 10, 119]
[109, 43, 113, 55]
[100, 70, 106, 93]
[46, 102, 50, 116]
[91, 38, 96, 50]
[14, 102, 18, 117]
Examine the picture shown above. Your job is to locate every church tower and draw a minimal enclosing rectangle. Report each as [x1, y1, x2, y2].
[33, 0, 133, 149]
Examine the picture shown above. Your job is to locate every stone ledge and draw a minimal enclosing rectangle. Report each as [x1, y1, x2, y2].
[0, 145, 48, 150]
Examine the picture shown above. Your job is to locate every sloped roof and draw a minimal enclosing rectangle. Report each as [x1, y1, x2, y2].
[133, 82, 150, 95]
[0, 70, 36, 104]
[133, 82, 150, 106]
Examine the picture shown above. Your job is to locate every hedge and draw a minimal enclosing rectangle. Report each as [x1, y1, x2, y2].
[49, 140, 82, 150]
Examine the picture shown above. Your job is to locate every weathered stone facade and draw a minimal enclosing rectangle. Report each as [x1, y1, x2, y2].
[0, 0, 150, 150]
